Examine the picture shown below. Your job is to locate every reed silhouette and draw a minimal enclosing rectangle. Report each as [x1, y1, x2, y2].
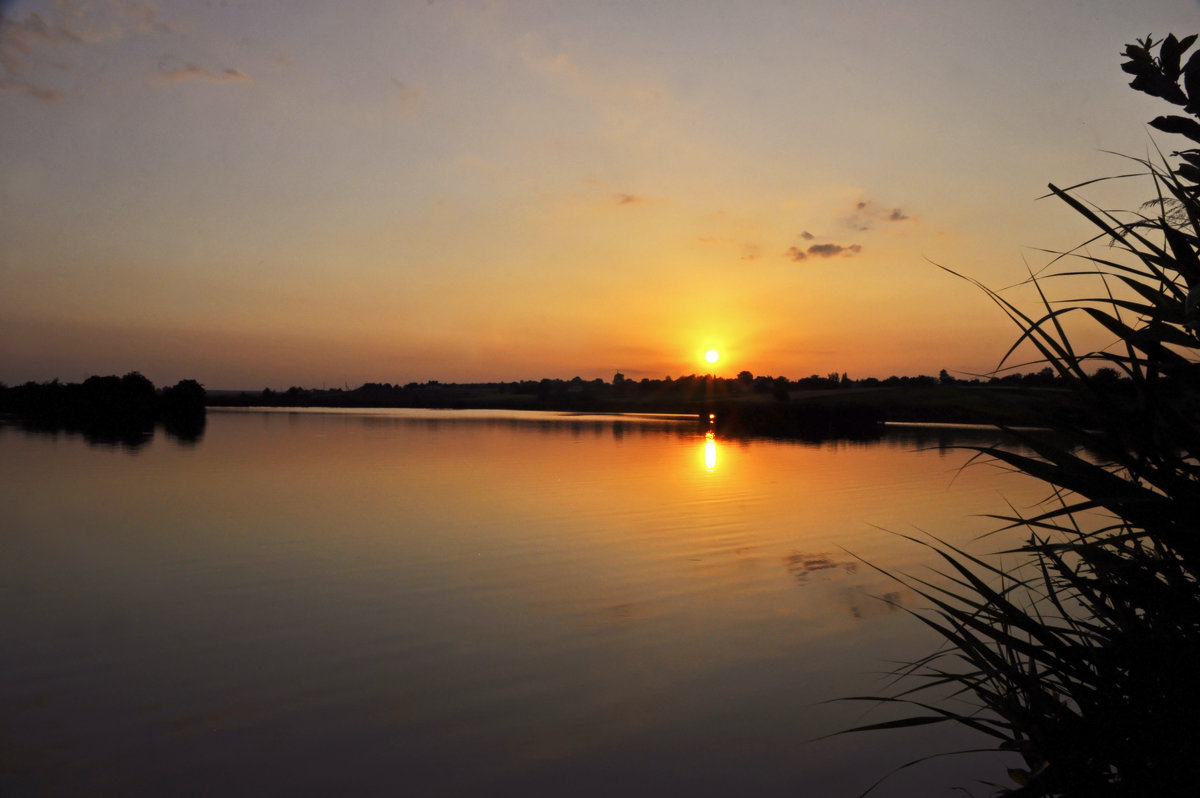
[843, 34, 1200, 797]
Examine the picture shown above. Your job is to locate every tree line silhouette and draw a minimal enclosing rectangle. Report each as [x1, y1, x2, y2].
[0, 372, 207, 448]
[216, 365, 1114, 410]
[202, 366, 1135, 435]
[0, 365, 1133, 445]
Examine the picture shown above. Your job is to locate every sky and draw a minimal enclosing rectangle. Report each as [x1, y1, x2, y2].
[2, 0, 1198, 389]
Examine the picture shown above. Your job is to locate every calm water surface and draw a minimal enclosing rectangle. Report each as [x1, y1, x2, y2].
[0, 409, 1050, 796]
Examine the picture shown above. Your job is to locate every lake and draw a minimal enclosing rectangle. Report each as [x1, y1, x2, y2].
[0, 408, 1049, 796]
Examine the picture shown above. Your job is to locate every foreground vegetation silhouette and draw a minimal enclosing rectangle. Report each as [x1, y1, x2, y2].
[0, 373, 206, 448]
[844, 34, 1200, 797]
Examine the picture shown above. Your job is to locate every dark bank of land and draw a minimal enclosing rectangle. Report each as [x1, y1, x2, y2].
[0, 373, 207, 447]
[3, 368, 1138, 443]
[208, 368, 1129, 439]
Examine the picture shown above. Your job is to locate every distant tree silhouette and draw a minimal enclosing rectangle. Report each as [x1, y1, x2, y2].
[162, 379, 206, 409]
[0, 373, 206, 448]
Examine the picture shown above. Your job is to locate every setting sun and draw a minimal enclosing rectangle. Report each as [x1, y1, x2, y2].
[705, 350, 720, 364]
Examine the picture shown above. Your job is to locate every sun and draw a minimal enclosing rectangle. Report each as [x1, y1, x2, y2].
[704, 349, 720, 364]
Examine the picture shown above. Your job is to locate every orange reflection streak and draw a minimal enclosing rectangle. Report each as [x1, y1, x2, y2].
[704, 431, 717, 471]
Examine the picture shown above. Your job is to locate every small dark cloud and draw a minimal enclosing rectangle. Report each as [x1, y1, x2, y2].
[843, 199, 915, 230]
[809, 243, 862, 258]
[844, 202, 875, 231]
[154, 64, 249, 84]
[789, 242, 862, 261]
[800, 230, 814, 240]
[615, 193, 644, 205]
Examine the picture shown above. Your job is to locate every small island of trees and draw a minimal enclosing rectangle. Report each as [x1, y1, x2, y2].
[0, 372, 207, 448]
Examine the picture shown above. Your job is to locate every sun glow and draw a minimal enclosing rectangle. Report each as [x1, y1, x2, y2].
[704, 349, 720, 364]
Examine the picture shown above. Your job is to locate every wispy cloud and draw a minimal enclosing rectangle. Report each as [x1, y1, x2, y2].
[615, 193, 645, 206]
[542, 52, 577, 77]
[1, 7, 81, 100]
[109, 1, 182, 37]
[153, 64, 249, 85]
[0, 10, 84, 74]
[1, 0, 184, 101]
[391, 77, 422, 105]
[0, 80, 63, 102]
[842, 199, 915, 231]
[516, 37, 580, 80]
[696, 235, 762, 261]
[786, 242, 862, 261]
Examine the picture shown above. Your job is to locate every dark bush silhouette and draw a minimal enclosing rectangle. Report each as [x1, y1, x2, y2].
[0, 373, 207, 448]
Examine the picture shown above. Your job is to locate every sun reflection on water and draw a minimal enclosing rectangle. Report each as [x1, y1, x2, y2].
[704, 431, 717, 471]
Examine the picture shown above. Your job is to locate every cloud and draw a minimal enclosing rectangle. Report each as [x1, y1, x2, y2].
[391, 78, 422, 105]
[545, 52, 577, 77]
[153, 64, 249, 84]
[800, 230, 814, 240]
[0, 11, 83, 74]
[1, 1, 184, 100]
[0, 3, 178, 70]
[615, 193, 644, 206]
[0, 80, 63, 102]
[519, 46, 579, 79]
[787, 242, 862, 261]
[809, 243, 862, 257]
[694, 235, 761, 260]
[109, 1, 182, 37]
[842, 199, 915, 231]
[0, 8, 81, 99]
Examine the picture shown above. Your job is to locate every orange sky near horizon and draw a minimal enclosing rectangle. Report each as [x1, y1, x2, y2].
[1, 1, 1195, 389]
